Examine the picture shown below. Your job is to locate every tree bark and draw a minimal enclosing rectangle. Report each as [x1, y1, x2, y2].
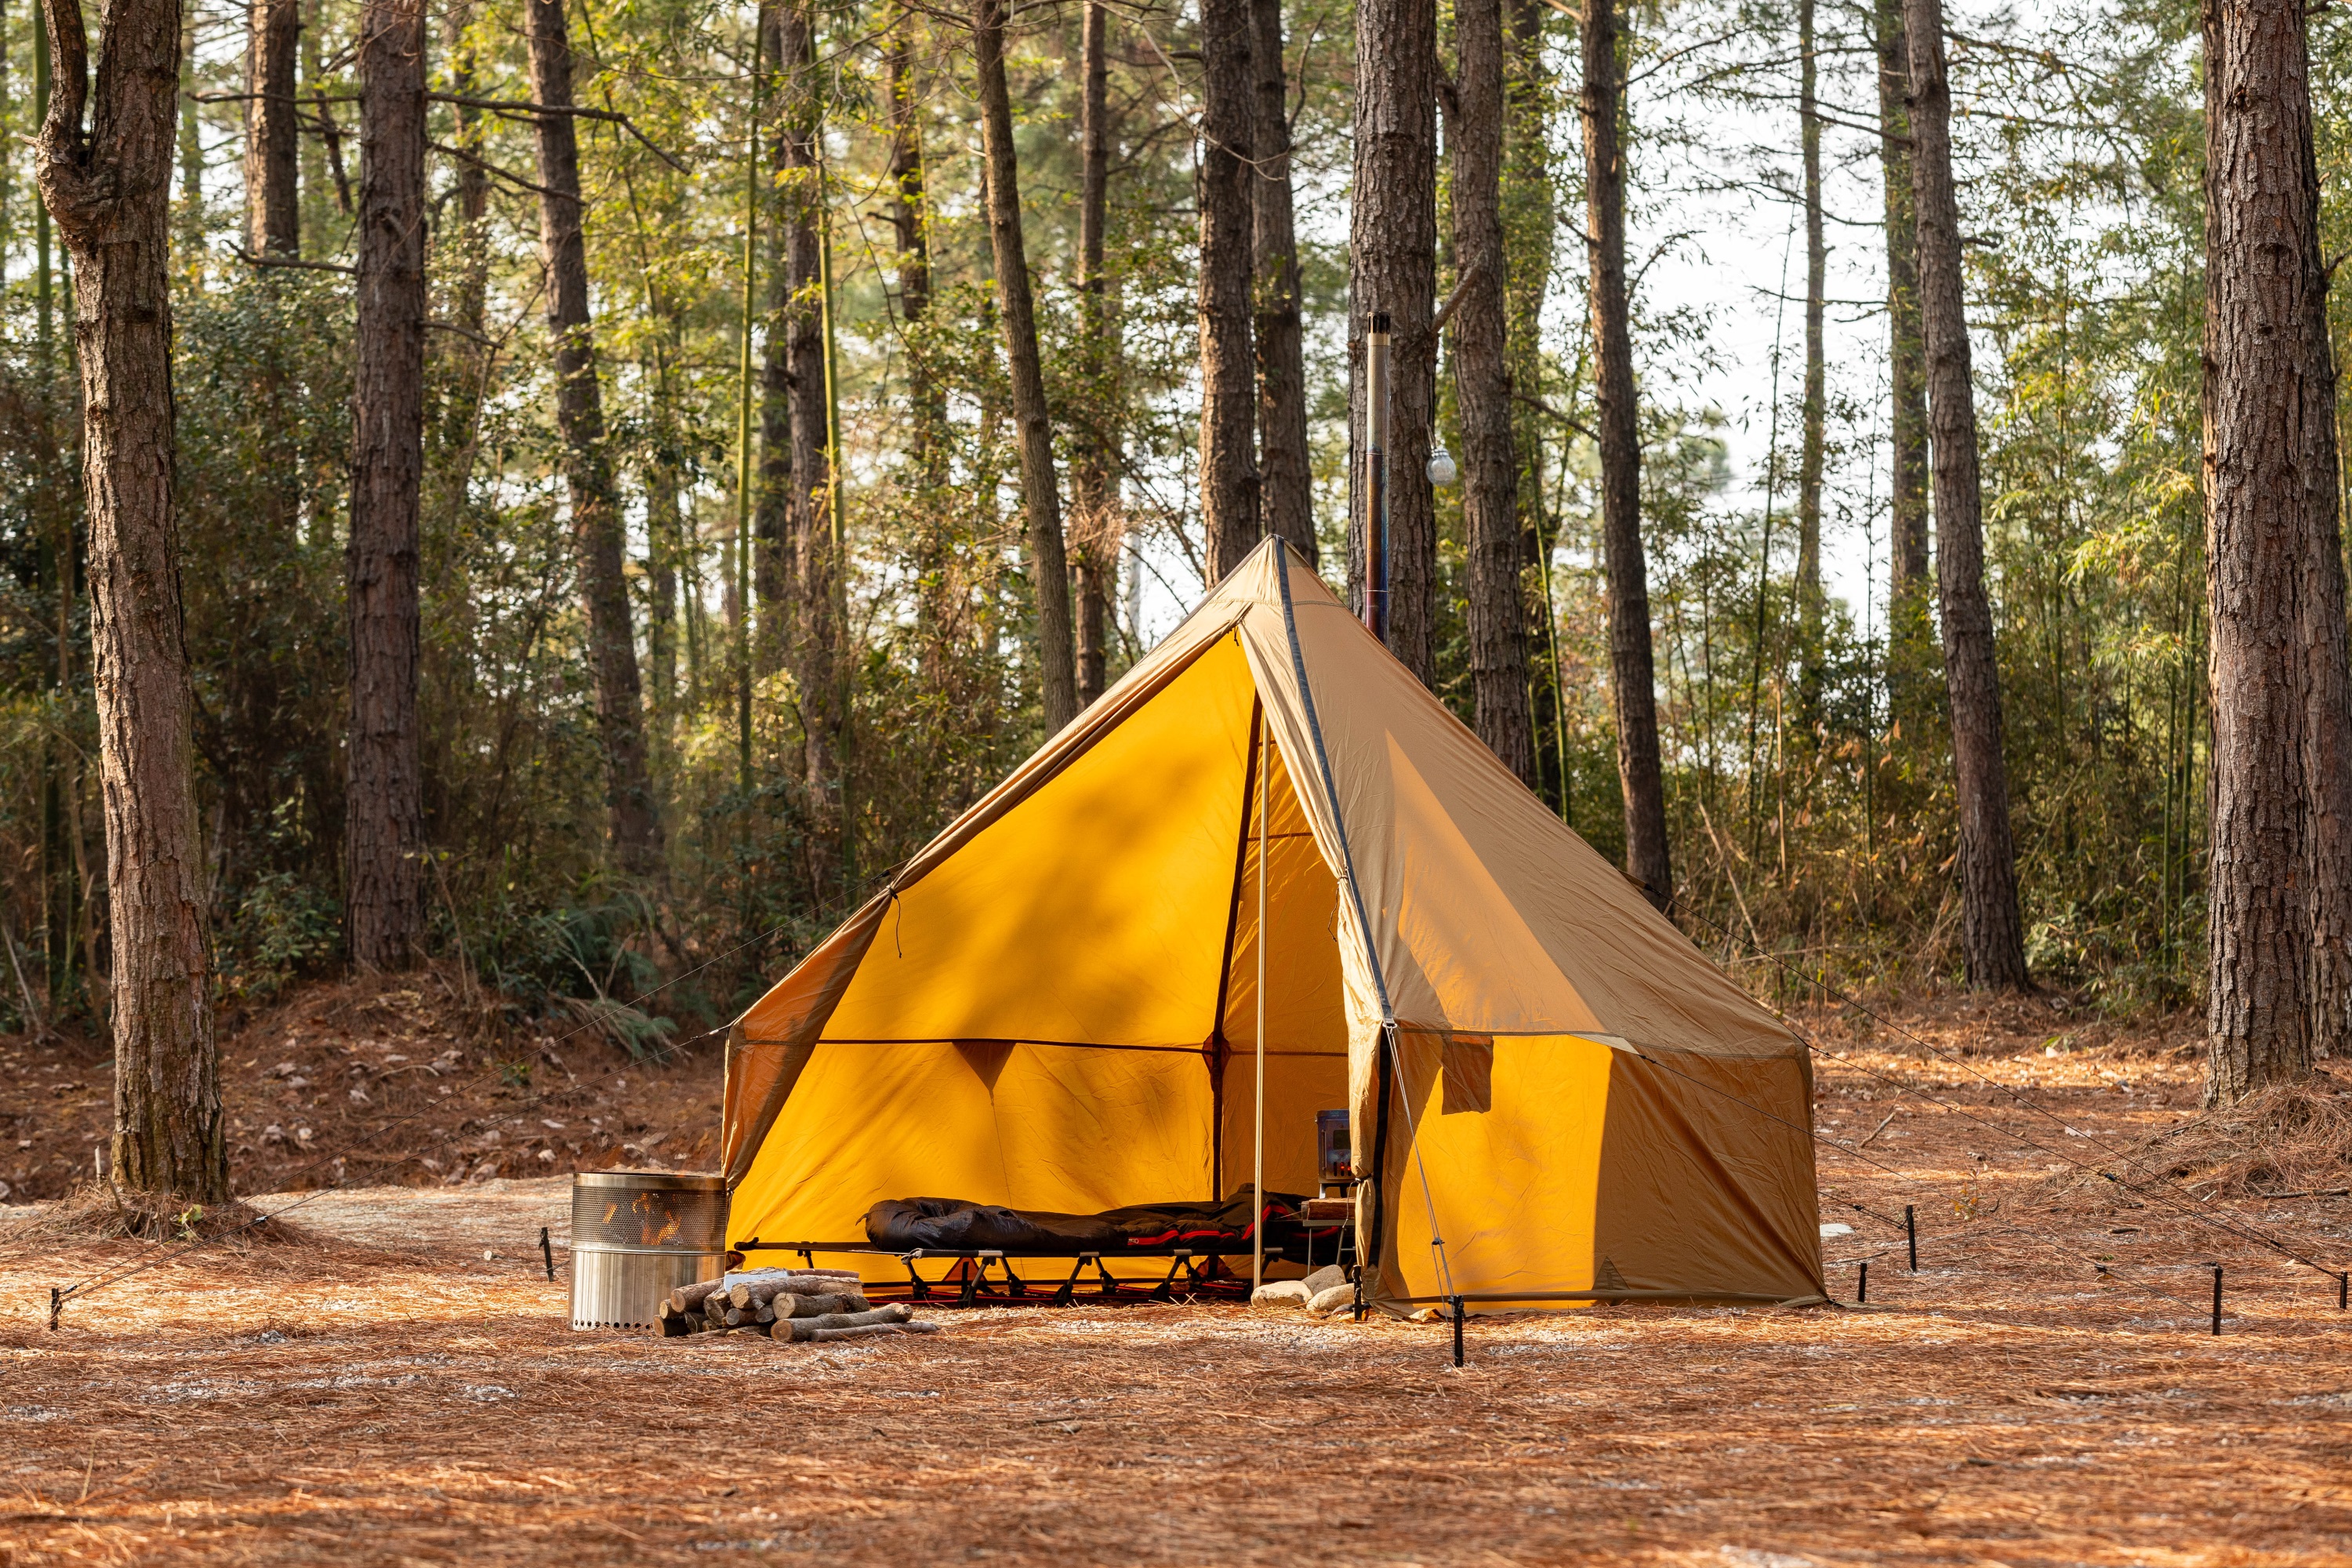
[886, 24, 934, 441]
[1581, 0, 1669, 909]
[1199, 0, 1257, 581]
[2303, 450, 2352, 1061]
[1504, 0, 1558, 808]
[1907, 0, 2028, 989]
[1073, 0, 1116, 702]
[525, 0, 660, 873]
[429, 2, 492, 590]
[776, 0, 842, 894]
[1452, 0, 1534, 787]
[36, 0, 227, 1201]
[1875, 0, 1928, 608]
[243, 0, 299, 256]
[2203, 0, 2328, 1098]
[755, 2, 793, 639]
[344, 0, 426, 971]
[975, 0, 1077, 732]
[1251, 0, 1312, 566]
[1349, 0, 1438, 682]
[1795, 0, 1825, 706]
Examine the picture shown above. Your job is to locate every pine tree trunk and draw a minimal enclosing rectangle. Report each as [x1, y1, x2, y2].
[1251, 0, 1313, 566]
[1581, 0, 1670, 909]
[1504, 0, 1558, 806]
[887, 27, 929, 333]
[36, 0, 227, 1202]
[344, 0, 426, 970]
[1452, 0, 1534, 787]
[975, 0, 1077, 731]
[1876, 0, 1928, 607]
[1349, 0, 1438, 682]
[1199, 0, 1257, 581]
[1073, 0, 1116, 703]
[243, 0, 299, 256]
[777, 0, 842, 894]
[2203, 0, 2327, 1098]
[525, 0, 660, 872]
[2303, 456, 2352, 1060]
[755, 3, 793, 640]
[1906, 0, 2027, 989]
[1795, 0, 1826, 707]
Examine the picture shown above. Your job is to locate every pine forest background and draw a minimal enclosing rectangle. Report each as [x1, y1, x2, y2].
[0, 0, 2306, 1039]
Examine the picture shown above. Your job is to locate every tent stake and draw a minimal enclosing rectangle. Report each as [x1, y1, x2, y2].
[49, 1287, 60, 1331]
[1905, 1204, 1917, 1271]
[1857, 1260, 1867, 1303]
[540, 1226, 555, 1282]
[2210, 1264, 2222, 1337]
[2339, 1272, 2347, 1312]
[1451, 1295, 1464, 1367]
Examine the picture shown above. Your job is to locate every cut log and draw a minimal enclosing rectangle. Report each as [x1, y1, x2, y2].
[771, 1303, 914, 1341]
[774, 1291, 869, 1319]
[670, 1279, 726, 1314]
[723, 1267, 858, 1298]
[730, 1276, 868, 1308]
[804, 1322, 939, 1342]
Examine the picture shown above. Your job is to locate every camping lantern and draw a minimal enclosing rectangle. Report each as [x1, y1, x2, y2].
[568, 1171, 730, 1330]
[1316, 1110, 1352, 1184]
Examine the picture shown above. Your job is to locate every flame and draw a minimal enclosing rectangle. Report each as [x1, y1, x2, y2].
[630, 1189, 684, 1247]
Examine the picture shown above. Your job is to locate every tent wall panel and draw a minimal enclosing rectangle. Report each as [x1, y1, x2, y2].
[1588, 1047, 1824, 1301]
[729, 1039, 1216, 1280]
[1373, 1032, 1613, 1305]
[1213, 1049, 1351, 1201]
[821, 636, 1258, 1051]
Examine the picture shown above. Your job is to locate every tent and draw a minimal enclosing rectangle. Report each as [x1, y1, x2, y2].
[720, 539, 1826, 1310]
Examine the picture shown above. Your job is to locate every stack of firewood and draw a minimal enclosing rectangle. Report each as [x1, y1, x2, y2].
[658, 1268, 943, 1343]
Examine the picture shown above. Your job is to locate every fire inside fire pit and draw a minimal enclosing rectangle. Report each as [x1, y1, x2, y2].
[568, 1171, 729, 1330]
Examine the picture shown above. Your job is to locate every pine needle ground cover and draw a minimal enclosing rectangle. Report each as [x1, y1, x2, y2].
[1, 1015, 2348, 1566]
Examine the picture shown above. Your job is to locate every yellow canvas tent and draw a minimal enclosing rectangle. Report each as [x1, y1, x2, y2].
[721, 539, 1826, 1310]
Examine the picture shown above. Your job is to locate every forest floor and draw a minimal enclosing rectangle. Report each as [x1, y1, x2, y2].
[1, 985, 2350, 1565]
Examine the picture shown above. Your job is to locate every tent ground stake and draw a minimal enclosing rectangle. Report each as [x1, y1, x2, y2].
[2339, 1272, 2347, 1312]
[1905, 1205, 1917, 1271]
[1857, 1261, 1867, 1303]
[1451, 1296, 1464, 1367]
[2210, 1264, 2223, 1337]
[539, 1227, 554, 1282]
[49, 1287, 60, 1331]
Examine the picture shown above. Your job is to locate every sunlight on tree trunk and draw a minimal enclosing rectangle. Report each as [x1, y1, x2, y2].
[37, 0, 227, 1202]
[1582, 0, 1671, 909]
[2203, 0, 2332, 1100]
[1906, 0, 2028, 989]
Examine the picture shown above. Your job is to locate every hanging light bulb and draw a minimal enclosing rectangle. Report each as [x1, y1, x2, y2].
[1427, 444, 1458, 487]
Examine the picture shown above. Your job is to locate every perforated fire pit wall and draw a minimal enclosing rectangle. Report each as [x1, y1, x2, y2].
[568, 1171, 729, 1330]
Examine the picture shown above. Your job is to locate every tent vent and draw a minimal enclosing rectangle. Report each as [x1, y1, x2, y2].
[1595, 1255, 1629, 1294]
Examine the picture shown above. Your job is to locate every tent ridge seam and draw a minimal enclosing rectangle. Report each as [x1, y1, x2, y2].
[1273, 542, 1395, 1029]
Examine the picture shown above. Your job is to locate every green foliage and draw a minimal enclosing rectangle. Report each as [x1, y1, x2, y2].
[217, 873, 343, 1002]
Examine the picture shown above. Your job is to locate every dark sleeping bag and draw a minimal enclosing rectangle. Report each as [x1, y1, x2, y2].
[865, 1189, 1308, 1254]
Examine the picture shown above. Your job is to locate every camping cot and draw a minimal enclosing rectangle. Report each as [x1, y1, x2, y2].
[719, 537, 1828, 1312]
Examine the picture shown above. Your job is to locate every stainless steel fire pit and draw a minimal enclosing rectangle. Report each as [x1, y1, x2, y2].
[569, 1171, 729, 1330]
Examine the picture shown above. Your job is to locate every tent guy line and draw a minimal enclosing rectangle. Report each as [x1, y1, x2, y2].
[1669, 896, 2346, 1286]
[1628, 1042, 2234, 1322]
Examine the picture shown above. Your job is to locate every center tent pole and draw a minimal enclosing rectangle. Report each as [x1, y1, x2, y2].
[1253, 710, 1269, 1295]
